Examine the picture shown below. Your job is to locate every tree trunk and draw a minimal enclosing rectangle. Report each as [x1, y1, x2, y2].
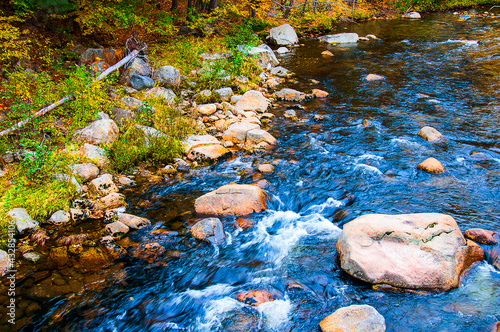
[171, 0, 178, 11]
[208, 0, 218, 11]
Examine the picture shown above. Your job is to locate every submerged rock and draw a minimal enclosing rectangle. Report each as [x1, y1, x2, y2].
[190, 218, 225, 245]
[195, 184, 268, 217]
[320, 305, 386, 332]
[336, 213, 485, 291]
[106, 221, 130, 237]
[312, 89, 329, 98]
[236, 290, 274, 307]
[117, 213, 151, 229]
[365, 74, 385, 81]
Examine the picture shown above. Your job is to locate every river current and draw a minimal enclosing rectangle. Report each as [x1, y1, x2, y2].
[27, 9, 500, 332]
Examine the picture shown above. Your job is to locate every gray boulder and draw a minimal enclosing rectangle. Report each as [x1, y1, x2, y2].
[238, 45, 279, 70]
[8, 208, 38, 233]
[143, 87, 176, 105]
[81, 144, 108, 167]
[153, 65, 181, 88]
[90, 174, 119, 196]
[269, 24, 299, 46]
[74, 119, 119, 145]
[120, 58, 152, 86]
[48, 210, 71, 225]
[215, 87, 233, 101]
[119, 96, 143, 109]
[190, 218, 225, 244]
[270, 66, 289, 77]
[275, 88, 307, 102]
[111, 108, 136, 125]
[69, 163, 99, 182]
[130, 74, 155, 91]
[403, 11, 421, 19]
[319, 33, 359, 44]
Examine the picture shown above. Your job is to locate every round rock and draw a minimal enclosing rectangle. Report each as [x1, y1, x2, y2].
[417, 157, 445, 173]
[320, 305, 386, 332]
[190, 218, 225, 245]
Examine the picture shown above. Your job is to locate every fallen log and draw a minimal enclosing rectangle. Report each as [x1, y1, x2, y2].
[0, 48, 144, 137]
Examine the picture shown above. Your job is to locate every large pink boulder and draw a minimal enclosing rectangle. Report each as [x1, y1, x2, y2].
[336, 213, 484, 291]
[194, 184, 267, 217]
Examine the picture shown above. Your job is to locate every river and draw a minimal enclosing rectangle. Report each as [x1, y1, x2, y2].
[19, 8, 500, 332]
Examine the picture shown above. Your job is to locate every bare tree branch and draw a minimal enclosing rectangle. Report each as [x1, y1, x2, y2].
[0, 48, 144, 137]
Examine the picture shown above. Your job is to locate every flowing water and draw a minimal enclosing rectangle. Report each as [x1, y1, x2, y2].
[15, 9, 500, 332]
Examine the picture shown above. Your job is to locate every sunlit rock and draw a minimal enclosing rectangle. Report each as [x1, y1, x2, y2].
[195, 184, 267, 217]
[236, 290, 274, 307]
[417, 126, 444, 142]
[269, 24, 299, 46]
[74, 119, 119, 145]
[319, 33, 359, 44]
[320, 305, 386, 332]
[417, 157, 445, 173]
[336, 213, 485, 291]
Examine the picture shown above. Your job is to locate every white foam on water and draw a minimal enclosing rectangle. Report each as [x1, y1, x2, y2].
[184, 284, 235, 299]
[390, 138, 423, 148]
[303, 197, 343, 215]
[239, 204, 341, 264]
[197, 296, 244, 331]
[225, 231, 232, 245]
[443, 39, 479, 46]
[456, 157, 465, 162]
[297, 180, 304, 187]
[256, 297, 293, 330]
[355, 153, 384, 161]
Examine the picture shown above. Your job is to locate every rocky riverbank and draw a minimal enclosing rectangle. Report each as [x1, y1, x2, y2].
[2, 15, 500, 330]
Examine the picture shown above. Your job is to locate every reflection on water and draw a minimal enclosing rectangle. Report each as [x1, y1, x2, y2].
[17, 9, 500, 332]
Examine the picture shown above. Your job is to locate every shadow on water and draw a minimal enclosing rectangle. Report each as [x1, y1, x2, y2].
[10, 9, 500, 332]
